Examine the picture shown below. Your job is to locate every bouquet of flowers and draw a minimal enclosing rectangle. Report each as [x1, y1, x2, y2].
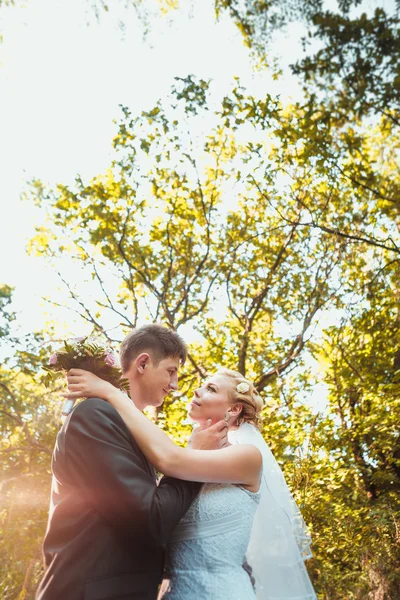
[43, 336, 129, 415]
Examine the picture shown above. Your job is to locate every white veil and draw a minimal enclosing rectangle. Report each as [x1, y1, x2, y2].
[229, 422, 317, 600]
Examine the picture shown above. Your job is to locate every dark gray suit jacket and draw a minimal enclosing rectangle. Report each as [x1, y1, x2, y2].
[36, 397, 200, 600]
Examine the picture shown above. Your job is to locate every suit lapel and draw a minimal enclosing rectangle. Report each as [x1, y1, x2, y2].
[144, 456, 157, 483]
[128, 430, 157, 482]
[117, 396, 157, 482]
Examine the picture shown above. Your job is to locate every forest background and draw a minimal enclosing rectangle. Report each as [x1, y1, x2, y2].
[1, 0, 399, 598]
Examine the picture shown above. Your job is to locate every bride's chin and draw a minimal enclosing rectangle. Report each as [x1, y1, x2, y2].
[193, 416, 210, 426]
[187, 409, 202, 424]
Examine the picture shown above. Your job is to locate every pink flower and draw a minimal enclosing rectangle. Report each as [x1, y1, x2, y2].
[49, 353, 58, 365]
[72, 336, 86, 342]
[104, 353, 116, 367]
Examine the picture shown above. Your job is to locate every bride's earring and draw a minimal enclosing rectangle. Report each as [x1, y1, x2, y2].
[224, 412, 230, 423]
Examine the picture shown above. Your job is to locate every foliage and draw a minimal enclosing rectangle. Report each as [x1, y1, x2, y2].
[0, 284, 15, 341]
[0, 302, 62, 598]
[304, 291, 400, 598]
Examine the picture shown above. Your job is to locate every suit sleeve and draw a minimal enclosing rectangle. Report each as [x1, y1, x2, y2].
[64, 397, 201, 547]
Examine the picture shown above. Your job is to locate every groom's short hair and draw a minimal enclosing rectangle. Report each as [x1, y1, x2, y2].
[120, 323, 187, 372]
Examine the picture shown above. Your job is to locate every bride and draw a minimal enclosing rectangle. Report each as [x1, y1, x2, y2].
[66, 367, 317, 600]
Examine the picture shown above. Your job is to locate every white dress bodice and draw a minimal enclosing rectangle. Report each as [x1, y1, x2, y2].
[162, 482, 261, 600]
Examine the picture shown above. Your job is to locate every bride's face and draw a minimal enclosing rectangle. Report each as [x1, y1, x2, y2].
[188, 374, 233, 425]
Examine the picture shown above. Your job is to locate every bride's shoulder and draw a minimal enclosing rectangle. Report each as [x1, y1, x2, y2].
[228, 443, 262, 467]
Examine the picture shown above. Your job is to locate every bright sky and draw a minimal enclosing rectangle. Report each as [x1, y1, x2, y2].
[0, 0, 306, 336]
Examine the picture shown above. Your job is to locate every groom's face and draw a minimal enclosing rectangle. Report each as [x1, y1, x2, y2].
[127, 353, 181, 408]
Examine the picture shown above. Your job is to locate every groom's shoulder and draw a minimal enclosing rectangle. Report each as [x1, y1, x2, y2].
[63, 397, 131, 442]
[59, 399, 135, 459]
[69, 397, 121, 423]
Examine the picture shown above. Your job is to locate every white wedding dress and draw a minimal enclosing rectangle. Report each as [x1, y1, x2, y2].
[161, 423, 317, 600]
[162, 480, 261, 599]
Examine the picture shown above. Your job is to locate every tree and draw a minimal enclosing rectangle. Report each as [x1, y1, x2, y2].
[0, 285, 15, 341]
[0, 287, 62, 599]
[28, 76, 346, 383]
[300, 311, 400, 598]
[25, 69, 400, 597]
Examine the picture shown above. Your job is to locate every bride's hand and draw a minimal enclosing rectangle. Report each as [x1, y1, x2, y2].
[64, 369, 116, 401]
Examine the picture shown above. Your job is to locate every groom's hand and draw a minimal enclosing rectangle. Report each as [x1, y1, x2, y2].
[190, 419, 228, 450]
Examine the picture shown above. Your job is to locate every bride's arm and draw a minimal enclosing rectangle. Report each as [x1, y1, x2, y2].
[66, 370, 262, 487]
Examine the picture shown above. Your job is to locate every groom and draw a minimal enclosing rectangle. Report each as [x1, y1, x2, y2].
[36, 324, 228, 600]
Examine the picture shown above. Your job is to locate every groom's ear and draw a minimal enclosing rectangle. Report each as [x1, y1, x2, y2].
[136, 352, 151, 373]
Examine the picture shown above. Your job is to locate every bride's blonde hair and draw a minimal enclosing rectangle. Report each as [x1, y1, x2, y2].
[216, 368, 264, 430]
